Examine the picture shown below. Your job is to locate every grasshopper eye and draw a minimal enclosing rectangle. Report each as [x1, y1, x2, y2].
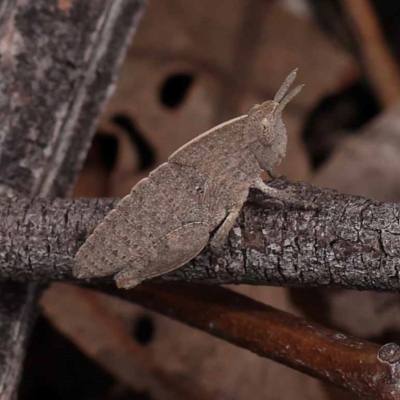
[258, 117, 274, 146]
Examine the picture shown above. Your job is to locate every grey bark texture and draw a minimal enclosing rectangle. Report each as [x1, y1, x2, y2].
[0, 1, 146, 398]
[305, 98, 400, 349]
[2, 179, 400, 292]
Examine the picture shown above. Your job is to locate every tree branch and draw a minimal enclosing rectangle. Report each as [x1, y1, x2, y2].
[0, 1, 145, 397]
[2, 179, 400, 292]
[0, 283, 38, 400]
[99, 282, 400, 400]
[340, 0, 400, 108]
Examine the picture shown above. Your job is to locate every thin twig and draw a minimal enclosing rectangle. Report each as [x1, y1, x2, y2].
[341, 0, 400, 107]
[98, 282, 400, 400]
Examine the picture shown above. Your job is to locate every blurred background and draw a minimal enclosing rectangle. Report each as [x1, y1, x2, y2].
[19, 0, 400, 399]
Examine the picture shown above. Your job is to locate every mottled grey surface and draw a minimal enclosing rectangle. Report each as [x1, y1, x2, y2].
[2, 180, 400, 292]
[74, 71, 302, 288]
[0, 0, 145, 398]
[0, 0, 145, 198]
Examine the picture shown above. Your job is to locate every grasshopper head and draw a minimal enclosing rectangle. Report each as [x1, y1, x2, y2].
[245, 69, 303, 172]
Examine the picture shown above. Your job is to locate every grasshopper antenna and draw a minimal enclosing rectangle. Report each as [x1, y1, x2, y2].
[277, 84, 304, 114]
[274, 68, 298, 103]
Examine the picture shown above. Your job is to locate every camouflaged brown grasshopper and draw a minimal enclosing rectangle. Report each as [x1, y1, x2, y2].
[74, 69, 304, 289]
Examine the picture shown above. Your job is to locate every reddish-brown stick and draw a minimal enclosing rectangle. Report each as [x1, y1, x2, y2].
[99, 283, 400, 399]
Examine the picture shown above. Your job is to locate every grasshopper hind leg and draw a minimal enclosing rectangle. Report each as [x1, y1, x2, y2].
[115, 221, 210, 289]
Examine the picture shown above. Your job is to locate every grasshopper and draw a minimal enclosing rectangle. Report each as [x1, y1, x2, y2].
[74, 69, 303, 288]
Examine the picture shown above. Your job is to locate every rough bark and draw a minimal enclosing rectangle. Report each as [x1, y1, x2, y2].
[2, 180, 400, 292]
[0, 1, 145, 398]
[0, 284, 38, 400]
[304, 96, 400, 351]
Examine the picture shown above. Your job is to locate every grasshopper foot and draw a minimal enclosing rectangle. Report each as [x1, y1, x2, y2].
[252, 178, 316, 211]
